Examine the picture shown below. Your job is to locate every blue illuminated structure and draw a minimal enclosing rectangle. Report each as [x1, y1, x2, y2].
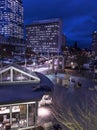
[0, 0, 24, 39]
[0, 64, 54, 129]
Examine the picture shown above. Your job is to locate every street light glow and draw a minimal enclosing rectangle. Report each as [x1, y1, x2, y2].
[38, 107, 51, 117]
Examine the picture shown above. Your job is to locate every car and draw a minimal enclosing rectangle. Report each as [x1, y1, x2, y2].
[3, 58, 13, 64]
[83, 63, 90, 69]
[89, 61, 97, 69]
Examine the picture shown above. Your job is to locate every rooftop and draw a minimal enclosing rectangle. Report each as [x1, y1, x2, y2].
[0, 64, 54, 105]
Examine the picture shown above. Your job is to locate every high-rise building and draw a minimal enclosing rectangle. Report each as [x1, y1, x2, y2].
[26, 19, 62, 55]
[92, 31, 97, 54]
[0, 0, 25, 53]
[0, 0, 24, 39]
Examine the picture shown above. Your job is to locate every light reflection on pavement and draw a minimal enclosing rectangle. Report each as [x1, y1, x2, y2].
[25, 65, 97, 129]
[46, 72, 94, 88]
[44, 72, 96, 130]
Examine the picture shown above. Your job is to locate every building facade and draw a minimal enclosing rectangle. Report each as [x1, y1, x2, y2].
[0, 64, 53, 129]
[0, 0, 24, 39]
[92, 31, 97, 54]
[26, 19, 62, 55]
[0, 0, 24, 53]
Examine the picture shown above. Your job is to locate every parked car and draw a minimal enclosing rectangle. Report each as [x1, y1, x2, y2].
[83, 63, 90, 69]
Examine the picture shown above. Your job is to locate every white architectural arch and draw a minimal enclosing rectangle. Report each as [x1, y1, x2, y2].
[0, 64, 40, 84]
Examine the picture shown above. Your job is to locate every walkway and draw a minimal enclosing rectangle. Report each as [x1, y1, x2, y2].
[44, 72, 97, 130]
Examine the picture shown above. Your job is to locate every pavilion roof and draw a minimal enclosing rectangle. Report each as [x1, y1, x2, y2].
[0, 64, 54, 105]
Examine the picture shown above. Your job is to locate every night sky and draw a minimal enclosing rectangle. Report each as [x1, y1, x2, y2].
[23, 0, 97, 49]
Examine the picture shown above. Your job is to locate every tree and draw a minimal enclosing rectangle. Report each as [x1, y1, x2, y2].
[25, 47, 36, 58]
[61, 45, 66, 52]
[74, 41, 78, 49]
[0, 47, 12, 58]
[75, 52, 89, 72]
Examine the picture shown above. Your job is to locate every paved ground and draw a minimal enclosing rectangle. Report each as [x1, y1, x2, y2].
[39, 69, 95, 130]
[36, 68, 97, 129]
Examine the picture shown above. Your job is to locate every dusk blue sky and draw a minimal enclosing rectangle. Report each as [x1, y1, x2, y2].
[23, 0, 97, 48]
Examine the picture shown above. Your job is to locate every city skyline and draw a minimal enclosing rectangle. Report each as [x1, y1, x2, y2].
[23, 0, 97, 49]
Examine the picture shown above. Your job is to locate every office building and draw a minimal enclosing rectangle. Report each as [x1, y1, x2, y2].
[26, 19, 62, 55]
[0, 0, 24, 53]
[0, 0, 24, 39]
[92, 31, 97, 54]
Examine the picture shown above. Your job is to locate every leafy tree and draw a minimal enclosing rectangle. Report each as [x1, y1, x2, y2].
[0, 47, 12, 58]
[25, 47, 35, 58]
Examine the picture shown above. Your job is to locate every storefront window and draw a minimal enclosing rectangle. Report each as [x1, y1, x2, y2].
[11, 105, 19, 128]
[28, 103, 36, 126]
[19, 104, 27, 128]
[0, 102, 37, 129]
[0, 106, 11, 129]
[12, 104, 27, 128]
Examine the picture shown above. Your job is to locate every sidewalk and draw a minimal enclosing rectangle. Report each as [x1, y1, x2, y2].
[37, 105, 61, 130]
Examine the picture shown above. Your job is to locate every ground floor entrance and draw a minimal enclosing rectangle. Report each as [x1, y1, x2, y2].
[0, 101, 38, 130]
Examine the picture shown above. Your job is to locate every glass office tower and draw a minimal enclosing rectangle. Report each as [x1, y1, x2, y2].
[0, 0, 24, 39]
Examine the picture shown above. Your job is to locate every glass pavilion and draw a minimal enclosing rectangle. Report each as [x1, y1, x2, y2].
[0, 64, 53, 130]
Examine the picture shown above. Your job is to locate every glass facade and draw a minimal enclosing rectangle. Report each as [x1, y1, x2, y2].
[0, 64, 40, 84]
[0, 102, 37, 129]
[26, 19, 62, 54]
[0, 0, 24, 39]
